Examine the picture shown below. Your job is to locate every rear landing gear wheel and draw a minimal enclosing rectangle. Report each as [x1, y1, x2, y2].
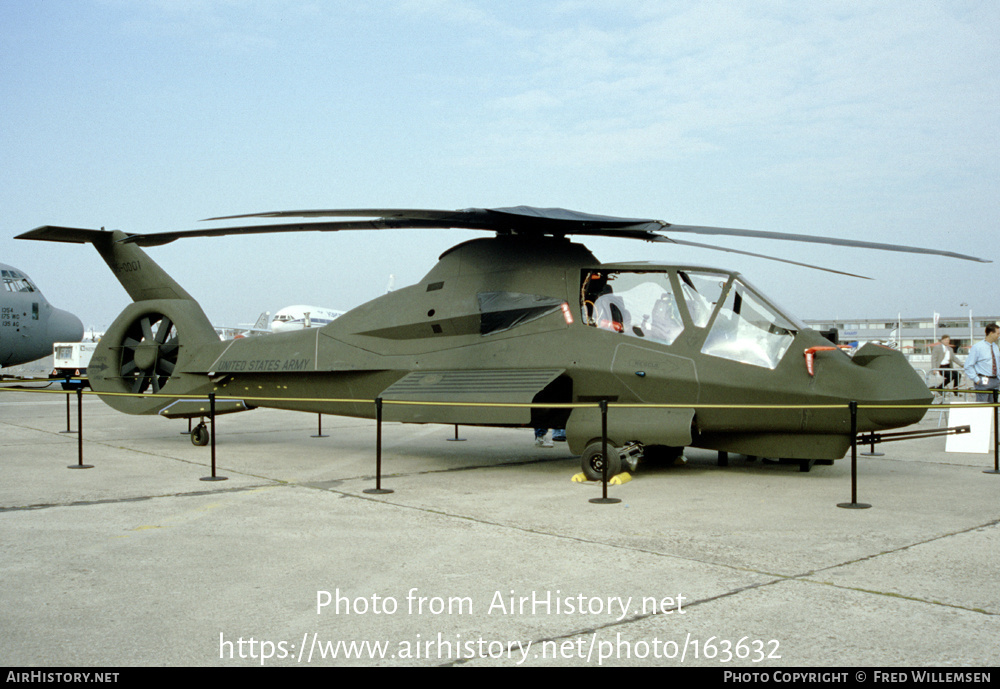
[581, 443, 621, 481]
[191, 423, 210, 447]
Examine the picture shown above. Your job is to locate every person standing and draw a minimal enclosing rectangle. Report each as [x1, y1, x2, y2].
[931, 335, 960, 393]
[534, 428, 566, 447]
[964, 323, 1000, 402]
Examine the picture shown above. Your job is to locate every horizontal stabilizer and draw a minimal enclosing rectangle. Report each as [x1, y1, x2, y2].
[17, 226, 115, 244]
[159, 398, 252, 419]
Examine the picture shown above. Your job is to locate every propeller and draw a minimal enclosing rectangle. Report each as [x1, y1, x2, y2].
[119, 313, 178, 394]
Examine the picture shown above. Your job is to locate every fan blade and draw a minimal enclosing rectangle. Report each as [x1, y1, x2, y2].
[159, 342, 179, 360]
[140, 317, 155, 343]
[155, 317, 174, 345]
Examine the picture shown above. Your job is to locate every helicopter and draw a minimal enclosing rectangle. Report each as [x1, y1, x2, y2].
[17, 207, 990, 478]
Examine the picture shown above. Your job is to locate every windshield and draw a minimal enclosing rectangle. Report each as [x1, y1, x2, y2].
[701, 278, 799, 369]
[581, 268, 801, 369]
[677, 270, 726, 328]
[2, 269, 37, 293]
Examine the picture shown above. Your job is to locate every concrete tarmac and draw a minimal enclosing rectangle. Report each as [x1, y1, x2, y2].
[1, 385, 997, 667]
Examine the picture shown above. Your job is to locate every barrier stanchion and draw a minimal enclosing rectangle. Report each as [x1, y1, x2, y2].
[446, 424, 466, 442]
[860, 432, 884, 457]
[8, 383, 984, 500]
[201, 393, 227, 481]
[68, 388, 93, 470]
[590, 399, 620, 505]
[60, 389, 75, 434]
[365, 397, 393, 495]
[838, 401, 870, 509]
[986, 389, 1000, 475]
[312, 413, 328, 438]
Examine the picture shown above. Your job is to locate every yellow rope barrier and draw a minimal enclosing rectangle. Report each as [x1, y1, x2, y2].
[2, 383, 996, 411]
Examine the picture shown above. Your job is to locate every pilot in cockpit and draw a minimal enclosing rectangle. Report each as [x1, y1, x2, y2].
[593, 293, 628, 333]
[582, 272, 626, 332]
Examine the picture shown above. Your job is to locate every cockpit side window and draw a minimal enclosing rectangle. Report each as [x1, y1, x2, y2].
[580, 270, 684, 345]
[478, 291, 565, 335]
[701, 280, 798, 369]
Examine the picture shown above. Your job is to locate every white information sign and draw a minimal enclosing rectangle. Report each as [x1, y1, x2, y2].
[945, 404, 994, 454]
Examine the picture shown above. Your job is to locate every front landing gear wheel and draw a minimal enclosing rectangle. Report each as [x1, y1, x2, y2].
[582, 442, 622, 481]
[191, 422, 210, 447]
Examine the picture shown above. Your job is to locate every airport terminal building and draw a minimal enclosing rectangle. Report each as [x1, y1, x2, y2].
[803, 314, 999, 361]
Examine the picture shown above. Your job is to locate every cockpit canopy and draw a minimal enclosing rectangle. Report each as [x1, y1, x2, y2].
[581, 267, 802, 369]
[2, 268, 37, 293]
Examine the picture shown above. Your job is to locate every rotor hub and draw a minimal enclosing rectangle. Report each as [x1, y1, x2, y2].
[133, 343, 158, 371]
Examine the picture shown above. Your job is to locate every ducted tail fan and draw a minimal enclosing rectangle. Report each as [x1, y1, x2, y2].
[119, 313, 179, 394]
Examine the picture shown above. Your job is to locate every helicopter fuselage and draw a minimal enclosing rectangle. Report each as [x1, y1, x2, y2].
[85, 234, 929, 463]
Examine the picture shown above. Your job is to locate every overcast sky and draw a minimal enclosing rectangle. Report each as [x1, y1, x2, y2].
[2, 1, 997, 333]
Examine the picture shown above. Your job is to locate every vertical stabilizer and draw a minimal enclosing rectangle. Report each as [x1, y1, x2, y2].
[17, 226, 194, 302]
[17, 225, 224, 416]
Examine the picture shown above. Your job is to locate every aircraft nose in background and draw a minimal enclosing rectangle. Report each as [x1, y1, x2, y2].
[49, 307, 84, 343]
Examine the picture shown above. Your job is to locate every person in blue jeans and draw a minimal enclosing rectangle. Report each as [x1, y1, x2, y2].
[534, 428, 566, 447]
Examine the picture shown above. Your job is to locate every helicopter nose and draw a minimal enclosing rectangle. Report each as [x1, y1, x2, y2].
[49, 307, 84, 344]
[850, 344, 933, 429]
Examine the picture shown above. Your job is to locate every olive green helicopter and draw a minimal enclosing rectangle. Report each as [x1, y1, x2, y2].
[18, 207, 990, 478]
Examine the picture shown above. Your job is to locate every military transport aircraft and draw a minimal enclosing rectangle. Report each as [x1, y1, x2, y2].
[1, 261, 83, 368]
[16, 207, 991, 477]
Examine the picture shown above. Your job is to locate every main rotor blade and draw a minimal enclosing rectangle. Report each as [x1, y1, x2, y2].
[202, 208, 992, 263]
[659, 237, 873, 279]
[117, 219, 460, 247]
[31, 205, 988, 265]
[662, 223, 990, 263]
[117, 214, 663, 247]
[202, 206, 659, 228]
[203, 208, 464, 222]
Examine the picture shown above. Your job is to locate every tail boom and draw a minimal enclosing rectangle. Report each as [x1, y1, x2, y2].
[19, 226, 226, 416]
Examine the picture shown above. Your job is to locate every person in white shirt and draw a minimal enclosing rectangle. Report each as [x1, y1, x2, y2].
[930, 335, 960, 393]
[963, 324, 1000, 402]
